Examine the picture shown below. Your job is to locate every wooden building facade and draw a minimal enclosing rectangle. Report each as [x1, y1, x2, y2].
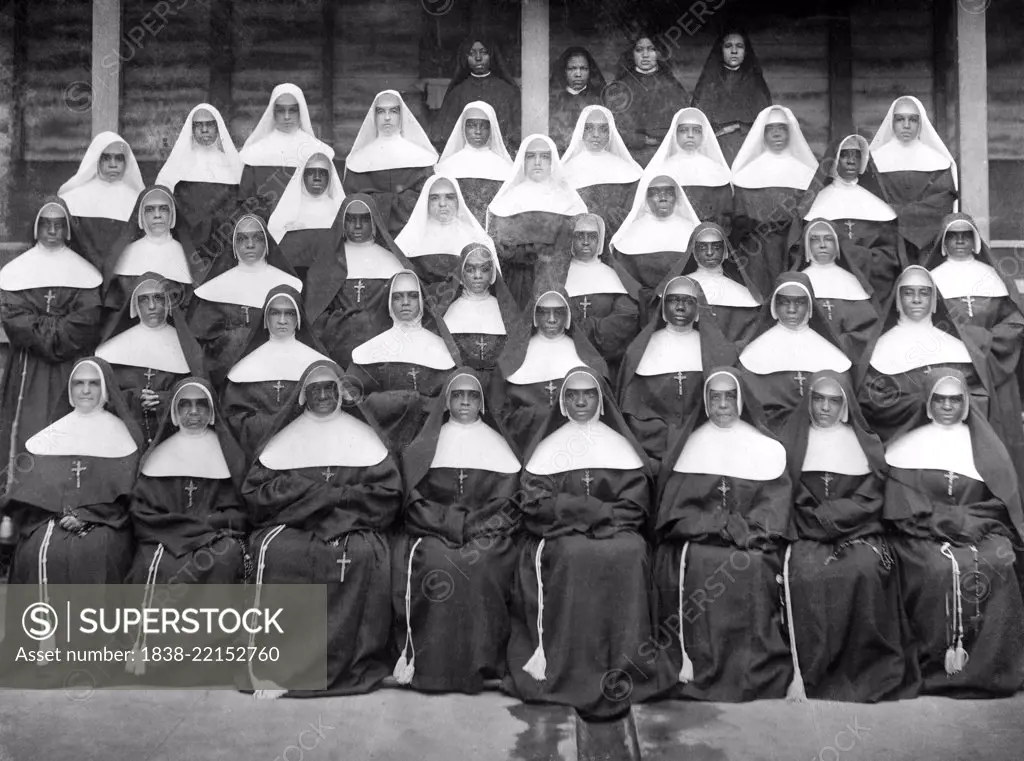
[0, 0, 1020, 253]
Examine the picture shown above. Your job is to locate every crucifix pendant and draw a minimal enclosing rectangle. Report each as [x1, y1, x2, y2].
[674, 371, 686, 397]
[475, 336, 489, 360]
[44, 289, 57, 314]
[717, 476, 730, 508]
[71, 460, 87, 489]
[582, 469, 593, 497]
[579, 296, 592, 320]
[407, 367, 420, 392]
[353, 280, 365, 304]
[457, 469, 467, 496]
[962, 295, 975, 319]
[241, 305, 250, 325]
[821, 300, 834, 321]
[821, 472, 832, 498]
[944, 470, 959, 497]
[545, 380, 558, 407]
[185, 479, 198, 508]
[844, 220, 855, 240]
[322, 467, 335, 483]
[794, 371, 806, 397]
[336, 535, 352, 582]
[272, 380, 285, 404]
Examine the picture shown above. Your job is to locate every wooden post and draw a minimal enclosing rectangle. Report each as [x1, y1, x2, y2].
[91, 0, 122, 136]
[321, 0, 335, 146]
[956, 2, 989, 238]
[826, 3, 853, 143]
[931, 0, 953, 140]
[209, 0, 233, 123]
[520, 0, 549, 139]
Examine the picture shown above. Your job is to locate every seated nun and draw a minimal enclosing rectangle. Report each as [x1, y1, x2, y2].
[796, 218, 878, 362]
[739, 272, 852, 433]
[243, 360, 402, 697]
[780, 371, 917, 702]
[347, 270, 459, 454]
[670, 222, 762, 346]
[0, 200, 104, 474]
[731, 105, 819, 295]
[303, 195, 411, 369]
[188, 214, 302, 383]
[643, 107, 734, 231]
[884, 370, 1024, 697]
[394, 174, 493, 295]
[127, 378, 247, 587]
[560, 106, 643, 238]
[124, 377, 248, 678]
[924, 213, 1024, 477]
[609, 174, 700, 302]
[560, 213, 641, 380]
[496, 289, 608, 454]
[486, 134, 588, 310]
[433, 101, 514, 227]
[437, 243, 519, 388]
[507, 366, 662, 720]
[156, 104, 244, 267]
[343, 90, 438, 236]
[654, 368, 794, 701]
[858, 266, 989, 444]
[105, 185, 198, 319]
[6, 358, 142, 599]
[391, 368, 522, 694]
[266, 152, 345, 283]
[619, 276, 738, 470]
[869, 96, 958, 263]
[237, 83, 335, 220]
[95, 273, 205, 446]
[223, 285, 331, 458]
[796, 134, 903, 302]
[58, 132, 145, 271]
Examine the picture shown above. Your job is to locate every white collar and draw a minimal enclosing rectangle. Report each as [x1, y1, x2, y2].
[395, 176, 491, 256]
[731, 151, 816, 190]
[611, 214, 696, 256]
[344, 240, 405, 280]
[430, 419, 520, 473]
[869, 321, 972, 374]
[434, 145, 513, 182]
[344, 133, 438, 173]
[688, 267, 758, 306]
[112, 236, 193, 283]
[487, 178, 588, 217]
[267, 160, 345, 243]
[526, 419, 643, 474]
[635, 327, 702, 375]
[26, 408, 138, 458]
[60, 178, 141, 221]
[930, 258, 1008, 299]
[871, 139, 954, 175]
[740, 324, 851, 374]
[885, 422, 981, 480]
[801, 262, 871, 301]
[141, 428, 231, 479]
[227, 335, 332, 382]
[259, 409, 389, 469]
[564, 258, 628, 296]
[0, 244, 103, 291]
[443, 293, 507, 335]
[193, 263, 302, 308]
[505, 333, 584, 384]
[661, 151, 733, 187]
[802, 424, 871, 475]
[239, 128, 335, 168]
[155, 104, 244, 191]
[95, 323, 190, 373]
[562, 150, 644, 188]
[804, 181, 896, 222]
[672, 419, 786, 479]
[350, 324, 456, 370]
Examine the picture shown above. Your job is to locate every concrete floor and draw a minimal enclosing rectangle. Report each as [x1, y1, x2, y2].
[0, 686, 1021, 761]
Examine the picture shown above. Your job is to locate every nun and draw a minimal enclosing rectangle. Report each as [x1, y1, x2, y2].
[548, 46, 607, 153]
[343, 90, 438, 236]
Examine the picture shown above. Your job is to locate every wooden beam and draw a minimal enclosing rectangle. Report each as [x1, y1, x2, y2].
[956, 2, 989, 237]
[11, 0, 26, 162]
[208, 0, 233, 123]
[91, 0, 122, 136]
[931, 0, 952, 140]
[321, 0, 335, 146]
[826, 3, 853, 143]
[520, 0, 549, 139]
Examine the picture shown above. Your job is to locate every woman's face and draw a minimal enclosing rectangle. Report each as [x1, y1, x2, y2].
[707, 386, 739, 427]
[98, 144, 127, 182]
[943, 230, 975, 261]
[71, 365, 103, 413]
[266, 295, 299, 339]
[142, 197, 172, 237]
[391, 288, 422, 323]
[344, 209, 374, 243]
[565, 54, 590, 90]
[774, 285, 810, 329]
[676, 123, 703, 152]
[837, 149, 861, 181]
[464, 117, 492, 149]
[930, 390, 965, 426]
[722, 33, 746, 68]
[176, 388, 213, 431]
[664, 293, 698, 328]
[564, 386, 600, 423]
[462, 250, 494, 296]
[36, 212, 67, 250]
[899, 284, 933, 322]
[305, 380, 339, 417]
[694, 235, 726, 269]
[467, 41, 491, 76]
[136, 289, 168, 328]
[582, 115, 611, 153]
[535, 304, 568, 338]
[892, 104, 922, 143]
[523, 138, 553, 182]
[303, 161, 331, 196]
[645, 181, 677, 219]
[448, 388, 482, 424]
[764, 123, 790, 153]
[234, 219, 267, 265]
[633, 37, 658, 71]
[807, 228, 839, 265]
[810, 388, 844, 427]
[427, 179, 458, 224]
[273, 94, 300, 134]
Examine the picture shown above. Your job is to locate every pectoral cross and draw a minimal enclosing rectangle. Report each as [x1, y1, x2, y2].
[353, 279, 366, 304]
[961, 295, 975, 319]
[794, 371, 807, 397]
[241, 305, 250, 325]
[322, 467, 335, 483]
[579, 295, 592, 320]
[944, 470, 959, 497]
[71, 460, 87, 489]
[475, 336, 489, 360]
[143, 367, 156, 389]
[843, 220, 856, 240]
[44, 289, 57, 314]
[336, 551, 351, 582]
[582, 469, 594, 497]
[717, 477, 730, 507]
[407, 366, 420, 392]
[821, 300, 834, 321]
[272, 380, 286, 404]
[922, 365, 933, 375]
[184, 479, 198, 508]
[545, 380, 558, 407]
[821, 472, 833, 498]
[675, 371, 686, 397]
[457, 469, 467, 496]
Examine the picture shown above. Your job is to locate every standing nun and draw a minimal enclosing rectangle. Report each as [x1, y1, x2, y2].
[548, 46, 607, 154]
[58, 132, 145, 271]
[343, 90, 438, 237]
[391, 368, 522, 693]
[238, 83, 335, 220]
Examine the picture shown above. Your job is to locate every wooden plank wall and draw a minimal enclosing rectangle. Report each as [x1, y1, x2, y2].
[986, 0, 1024, 241]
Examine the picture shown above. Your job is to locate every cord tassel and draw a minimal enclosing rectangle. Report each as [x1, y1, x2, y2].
[782, 544, 807, 701]
[36, 520, 56, 663]
[127, 544, 164, 675]
[522, 539, 547, 681]
[676, 541, 694, 683]
[940, 543, 969, 675]
[393, 537, 423, 685]
[250, 525, 287, 699]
